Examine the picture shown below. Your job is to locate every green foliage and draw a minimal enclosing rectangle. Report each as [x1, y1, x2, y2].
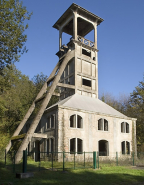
[100, 76, 144, 151]
[32, 73, 48, 95]
[0, 65, 35, 135]
[126, 77, 144, 148]
[0, 0, 32, 70]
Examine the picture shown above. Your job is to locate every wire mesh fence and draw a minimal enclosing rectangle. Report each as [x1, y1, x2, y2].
[2, 150, 144, 173]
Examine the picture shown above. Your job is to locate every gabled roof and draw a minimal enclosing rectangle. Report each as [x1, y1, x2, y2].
[46, 94, 128, 119]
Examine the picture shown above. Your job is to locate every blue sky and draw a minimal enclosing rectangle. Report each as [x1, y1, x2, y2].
[16, 0, 144, 98]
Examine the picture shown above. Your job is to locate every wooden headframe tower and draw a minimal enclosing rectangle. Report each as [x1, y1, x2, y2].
[6, 3, 103, 163]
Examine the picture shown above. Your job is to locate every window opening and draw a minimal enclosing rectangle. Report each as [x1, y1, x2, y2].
[47, 139, 49, 154]
[126, 123, 129, 133]
[77, 115, 83, 128]
[82, 78, 91, 87]
[121, 141, 125, 154]
[51, 115, 54, 128]
[70, 138, 83, 154]
[99, 140, 109, 156]
[121, 122, 129, 133]
[70, 115, 76, 128]
[104, 119, 108, 131]
[121, 122, 125, 133]
[126, 141, 130, 154]
[98, 119, 103, 130]
[82, 48, 91, 57]
[51, 138, 54, 153]
[70, 138, 76, 154]
[121, 141, 130, 154]
[77, 138, 83, 154]
[47, 117, 50, 129]
[98, 118, 108, 131]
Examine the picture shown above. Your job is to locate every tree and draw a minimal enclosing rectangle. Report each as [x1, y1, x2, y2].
[0, 0, 32, 71]
[100, 92, 129, 114]
[126, 77, 144, 149]
[0, 65, 35, 134]
[32, 73, 48, 96]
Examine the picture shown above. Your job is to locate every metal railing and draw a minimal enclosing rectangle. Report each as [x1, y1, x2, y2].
[3, 150, 144, 173]
[70, 35, 95, 48]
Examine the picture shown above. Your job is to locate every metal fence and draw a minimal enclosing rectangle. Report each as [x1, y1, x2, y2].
[2, 150, 144, 173]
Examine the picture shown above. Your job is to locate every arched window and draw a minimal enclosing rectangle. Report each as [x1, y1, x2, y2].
[121, 122, 129, 133]
[70, 114, 83, 128]
[98, 140, 109, 156]
[70, 138, 83, 154]
[98, 119, 108, 131]
[121, 141, 130, 154]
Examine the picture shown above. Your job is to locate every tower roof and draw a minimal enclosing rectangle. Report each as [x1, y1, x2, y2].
[53, 3, 104, 37]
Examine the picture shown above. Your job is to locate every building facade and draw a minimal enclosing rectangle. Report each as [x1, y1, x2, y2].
[22, 3, 137, 161]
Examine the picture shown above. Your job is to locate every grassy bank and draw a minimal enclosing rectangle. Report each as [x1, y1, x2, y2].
[1, 161, 144, 185]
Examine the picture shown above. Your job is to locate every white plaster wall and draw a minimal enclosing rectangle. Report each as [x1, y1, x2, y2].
[58, 108, 133, 156]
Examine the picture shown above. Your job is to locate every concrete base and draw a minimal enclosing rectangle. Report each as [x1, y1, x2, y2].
[16, 172, 34, 179]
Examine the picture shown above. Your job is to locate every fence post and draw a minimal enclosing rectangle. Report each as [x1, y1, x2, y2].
[98, 152, 99, 168]
[5, 149, 6, 166]
[84, 151, 85, 168]
[13, 151, 16, 173]
[133, 152, 135, 166]
[74, 152, 75, 169]
[52, 152, 53, 170]
[93, 151, 96, 169]
[116, 152, 118, 166]
[39, 152, 41, 171]
[63, 151, 65, 171]
[23, 150, 27, 173]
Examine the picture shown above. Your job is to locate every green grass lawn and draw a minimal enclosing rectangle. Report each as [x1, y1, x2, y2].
[1, 161, 144, 185]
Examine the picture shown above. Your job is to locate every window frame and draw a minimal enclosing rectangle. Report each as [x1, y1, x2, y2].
[70, 138, 83, 154]
[121, 141, 130, 155]
[98, 118, 109, 132]
[46, 114, 55, 130]
[121, 122, 129, 133]
[69, 114, 83, 129]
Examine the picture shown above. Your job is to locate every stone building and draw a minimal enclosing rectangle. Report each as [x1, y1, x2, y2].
[6, 3, 137, 162]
